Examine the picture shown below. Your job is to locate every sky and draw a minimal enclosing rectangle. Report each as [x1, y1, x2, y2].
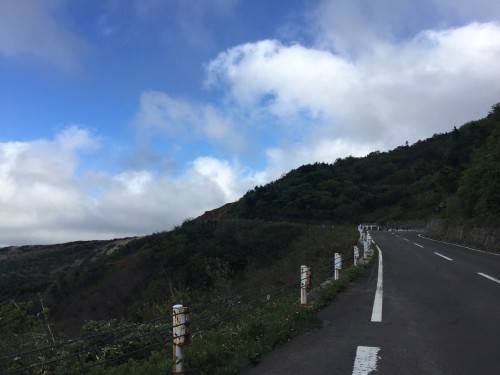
[1, 0, 500, 246]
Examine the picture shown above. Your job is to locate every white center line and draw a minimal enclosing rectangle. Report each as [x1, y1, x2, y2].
[352, 346, 381, 375]
[371, 245, 383, 322]
[414, 243, 424, 248]
[434, 252, 453, 261]
[478, 272, 500, 284]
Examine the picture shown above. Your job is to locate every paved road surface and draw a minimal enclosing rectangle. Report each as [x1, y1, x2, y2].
[241, 231, 500, 374]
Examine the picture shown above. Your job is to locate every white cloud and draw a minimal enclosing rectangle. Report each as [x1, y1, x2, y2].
[206, 22, 500, 151]
[310, 0, 500, 56]
[0, 126, 256, 245]
[135, 91, 194, 136]
[269, 139, 378, 172]
[0, 0, 86, 69]
[115, 171, 153, 196]
[0, 127, 95, 238]
[135, 90, 247, 152]
[206, 40, 359, 120]
[84, 155, 256, 237]
[189, 156, 255, 201]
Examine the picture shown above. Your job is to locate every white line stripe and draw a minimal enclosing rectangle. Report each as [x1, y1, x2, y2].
[371, 245, 383, 322]
[414, 243, 424, 248]
[434, 252, 453, 261]
[478, 272, 500, 284]
[418, 234, 500, 257]
[352, 346, 381, 374]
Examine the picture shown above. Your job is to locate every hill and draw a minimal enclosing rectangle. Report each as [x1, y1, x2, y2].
[0, 238, 137, 302]
[1, 103, 498, 347]
[229, 103, 499, 226]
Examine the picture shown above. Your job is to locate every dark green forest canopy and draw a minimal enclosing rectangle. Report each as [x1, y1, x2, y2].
[230, 103, 500, 225]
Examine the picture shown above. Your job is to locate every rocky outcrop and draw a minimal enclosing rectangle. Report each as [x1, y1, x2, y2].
[196, 202, 233, 221]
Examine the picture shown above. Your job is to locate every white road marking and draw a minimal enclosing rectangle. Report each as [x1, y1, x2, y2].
[352, 346, 381, 374]
[371, 245, 383, 322]
[434, 252, 453, 261]
[414, 243, 424, 248]
[418, 234, 500, 257]
[477, 272, 500, 284]
[404, 238, 410, 242]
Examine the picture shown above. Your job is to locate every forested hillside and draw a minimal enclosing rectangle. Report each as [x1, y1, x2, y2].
[230, 104, 500, 226]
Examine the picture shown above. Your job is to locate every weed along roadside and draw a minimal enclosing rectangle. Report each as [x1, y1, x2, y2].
[175, 231, 375, 375]
[1, 225, 375, 375]
[181, 261, 373, 374]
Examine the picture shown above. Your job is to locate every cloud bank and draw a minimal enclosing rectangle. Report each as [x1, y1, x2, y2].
[2, 0, 500, 245]
[0, 126, 258, 245]
[206, 22, 500, 150]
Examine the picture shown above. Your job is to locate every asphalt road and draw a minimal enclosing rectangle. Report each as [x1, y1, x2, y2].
[241, 231, 500, 374]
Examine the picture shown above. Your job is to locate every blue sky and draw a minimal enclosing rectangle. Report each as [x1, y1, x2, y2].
[1, 0, 500, 245]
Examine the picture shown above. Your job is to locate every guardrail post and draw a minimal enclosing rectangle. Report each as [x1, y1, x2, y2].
[354, 246, 359, 266]
[334, 253, 342, 280]
[300, 265, 310, 305]
[172, 304, 190, 374]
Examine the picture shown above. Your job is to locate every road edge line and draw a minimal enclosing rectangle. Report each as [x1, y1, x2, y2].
[371, 244, 383, 323]
[418, 234, 500, 257]
[477, 272, 500, 284]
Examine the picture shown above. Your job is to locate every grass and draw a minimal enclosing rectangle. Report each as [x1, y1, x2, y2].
[183, 263, 371, 374]
[2, 225, 371, 374]
[78, 261, 372, 375]
[93, 235, 372, 375]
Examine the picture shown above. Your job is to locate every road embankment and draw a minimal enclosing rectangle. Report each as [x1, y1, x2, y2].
[425, 219, 500, 253]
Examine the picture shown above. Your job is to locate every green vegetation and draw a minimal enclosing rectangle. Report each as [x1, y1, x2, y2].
[1, 261, 370, 375]
[0, 239, 135, 302]
[456, 104, 500, 223]
[231, 103, 500, 226]
[1, 223, 360, 373]
[1, 104, 499, 373]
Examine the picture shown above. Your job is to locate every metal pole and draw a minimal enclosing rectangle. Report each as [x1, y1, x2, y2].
[173, 345, 183, 374]
[334, 253, 342, 280]
[172, 304, 190, 374]
[366, 233, 373, 256]
[300, 265, 310, 305]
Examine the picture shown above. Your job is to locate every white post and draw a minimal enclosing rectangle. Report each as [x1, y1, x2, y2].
[173, 345, 183, 374]
[172, 304, 190, 374]
[354, 246, 359, 266]
[367, 233, 373, 256]
[300, 265, 310, 305]
[334, 253, 342, 280]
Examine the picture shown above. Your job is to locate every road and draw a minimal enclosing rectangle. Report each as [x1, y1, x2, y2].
[241, 231, 500, 374]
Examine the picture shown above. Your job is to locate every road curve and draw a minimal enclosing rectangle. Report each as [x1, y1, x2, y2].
[241, 230, 500, 374]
